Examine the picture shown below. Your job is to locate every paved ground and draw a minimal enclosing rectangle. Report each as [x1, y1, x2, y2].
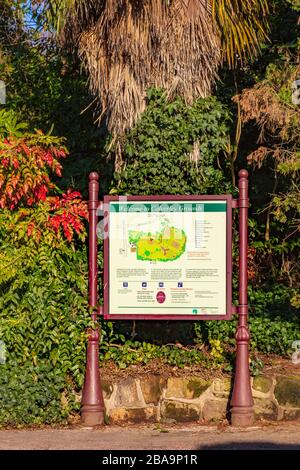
[1, 422, 300, 450]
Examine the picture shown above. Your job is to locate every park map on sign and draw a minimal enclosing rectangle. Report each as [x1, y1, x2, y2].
[128, 224, 186, 262]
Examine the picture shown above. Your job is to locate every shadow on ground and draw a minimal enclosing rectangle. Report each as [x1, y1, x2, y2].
[199, 441, 300, 450]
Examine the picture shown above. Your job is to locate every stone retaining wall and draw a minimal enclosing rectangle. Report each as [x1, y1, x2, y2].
[102, 374, 300, 423]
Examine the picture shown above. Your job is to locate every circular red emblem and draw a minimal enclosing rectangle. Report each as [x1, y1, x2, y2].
[156, 291, 166, 303]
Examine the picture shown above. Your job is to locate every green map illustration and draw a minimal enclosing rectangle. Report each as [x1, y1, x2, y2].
[128, 225, 186, 262]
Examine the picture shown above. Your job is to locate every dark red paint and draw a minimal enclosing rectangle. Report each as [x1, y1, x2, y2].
[84, 170, 254, 427]
[81, 172, 105, 426]
[156, 291, 166, 303]
[230, 170, 254, 426]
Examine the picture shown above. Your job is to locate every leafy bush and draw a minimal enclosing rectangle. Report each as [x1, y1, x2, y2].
[0, 361, 79, 426]
[195, 313, 300, 357]
[0, 236, 90, 386]
[100, 339, 213, 370]
[112, 89, 232, 196]
[0, 109, 28, 138]
[249, 315, 300, 355]
[0, 128, 90, 388]
[0, 132, 67, 209]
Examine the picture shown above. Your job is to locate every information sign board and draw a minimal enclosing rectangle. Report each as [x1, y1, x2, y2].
[103, 195, 232, 320]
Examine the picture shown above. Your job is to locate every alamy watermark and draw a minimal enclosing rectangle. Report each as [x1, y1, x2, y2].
[0, 80, 6, 105]
[0, 341, 6, 364]
[291, 340, 300, 365]
[292, 79, 300, 106]
[96, 196, 205, 242]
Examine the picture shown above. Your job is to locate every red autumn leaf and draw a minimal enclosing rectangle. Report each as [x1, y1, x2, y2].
[27, 222, 35, 237]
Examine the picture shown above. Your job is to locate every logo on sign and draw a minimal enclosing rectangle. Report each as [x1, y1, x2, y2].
[156, 291, 166, 303]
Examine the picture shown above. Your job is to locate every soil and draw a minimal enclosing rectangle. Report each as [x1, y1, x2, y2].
[100, 359, 227, 384]
[254, 354, 300, 377]
[100, 354, 300, 384]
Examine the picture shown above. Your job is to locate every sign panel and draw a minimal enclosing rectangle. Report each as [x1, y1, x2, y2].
[103, 195, 232, 320]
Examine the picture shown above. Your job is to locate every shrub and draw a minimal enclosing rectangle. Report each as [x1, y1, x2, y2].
[0, 128, 89, 388]
[195, 313, 300, 357]
[0, 361, 79, 426]
[112, 89, 232, 196]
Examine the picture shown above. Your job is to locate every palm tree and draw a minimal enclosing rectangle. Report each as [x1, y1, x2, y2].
[33, 1, 269, 143]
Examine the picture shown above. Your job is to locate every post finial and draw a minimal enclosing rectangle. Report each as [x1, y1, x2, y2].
[89, 172, 99, 181]
[238, 169, 248, 179]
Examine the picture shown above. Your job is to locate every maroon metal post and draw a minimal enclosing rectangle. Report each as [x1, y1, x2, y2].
[81, 172, 105, 426]
[230, 169, 254, 427]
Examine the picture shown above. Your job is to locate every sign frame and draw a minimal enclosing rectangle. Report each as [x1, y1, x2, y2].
[81, 170, 254, 428]
[103, 194, 233, 321]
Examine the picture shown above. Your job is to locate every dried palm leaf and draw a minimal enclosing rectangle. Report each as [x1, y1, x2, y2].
[36, 0, 269, 166]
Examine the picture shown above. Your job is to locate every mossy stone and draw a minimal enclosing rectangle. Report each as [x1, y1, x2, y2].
[166, 377, 210, 399]
[253, 376, 273, 394]
[283, 408, 300, 420]
[102, 381, 113, 399]
[110, 406, 156, 423]
[162, 401, 200, 422]
[187, 378, 211, 398]
[202, 399, 229, 421]
[213, 378, 232, 397]
[140, 376, 166, 405]
[275, 376, 300, 407]
[254, 398, 278, 421]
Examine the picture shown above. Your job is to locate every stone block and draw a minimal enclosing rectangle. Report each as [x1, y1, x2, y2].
[254, 398, 278, 421]
[202, 399, 229, 422]
[252, 376, 273, 394]
[102, 381, 114, 399]
[161, 400, 200, 422]
[212, 378, 232, 397]
[283, 408, 300, 420]
[275, 376, 300, 407]
[187, 378, 211, 398]
[109, 406, 157, 423]
[140, 376, 166, 405]
[165, 377, 210, 399]
[114, 379, 142, 407]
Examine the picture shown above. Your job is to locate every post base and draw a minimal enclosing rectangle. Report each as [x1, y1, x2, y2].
[81, 405, 105, 426]
[230, 407, 254, 427]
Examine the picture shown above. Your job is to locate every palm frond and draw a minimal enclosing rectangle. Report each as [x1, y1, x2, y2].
[62, 0, 220, 140]
[39, 0, 270, 159]
[212, 0, 269, 68]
